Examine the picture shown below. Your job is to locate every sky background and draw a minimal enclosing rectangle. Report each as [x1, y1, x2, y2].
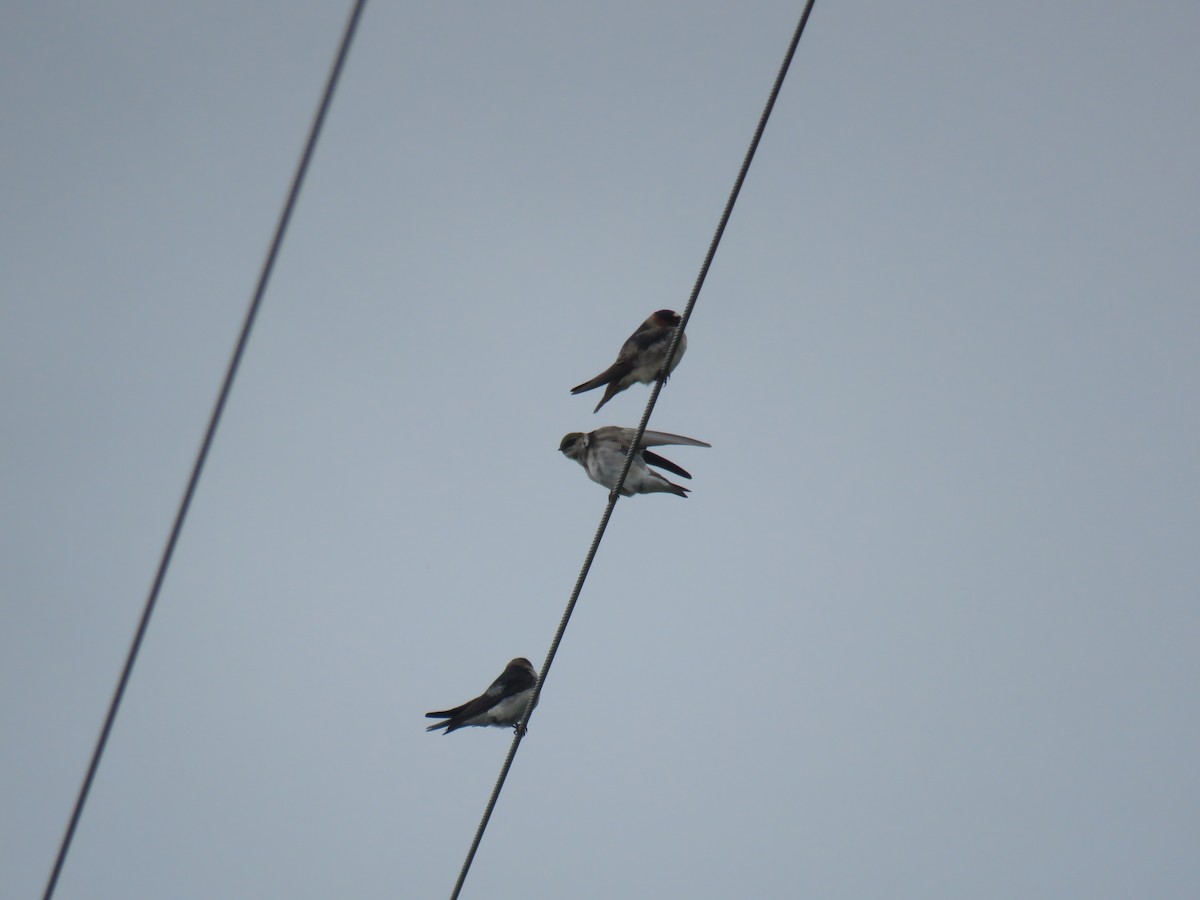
[3, 1, 1199, 898]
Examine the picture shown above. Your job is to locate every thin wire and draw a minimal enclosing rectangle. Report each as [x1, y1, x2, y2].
[39, 4, 369, 898]
[448, 2, 818, 896]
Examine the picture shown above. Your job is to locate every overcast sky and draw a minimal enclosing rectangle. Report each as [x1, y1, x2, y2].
[3, 2, 1199, 898]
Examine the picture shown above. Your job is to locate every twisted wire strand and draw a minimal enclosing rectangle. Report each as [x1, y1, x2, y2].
[448, 3, 818, 896]
[40, 3, 369, 897]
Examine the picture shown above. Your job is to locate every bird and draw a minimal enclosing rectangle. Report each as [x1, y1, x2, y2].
[425, 658, 538, 734]
[571, 310, 687, 412]
[558, 426, 711, 498]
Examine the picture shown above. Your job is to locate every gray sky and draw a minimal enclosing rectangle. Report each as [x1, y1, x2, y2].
[3, 2, 1199, 897]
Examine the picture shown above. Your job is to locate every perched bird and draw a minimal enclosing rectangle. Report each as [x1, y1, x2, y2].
[425, 658, 538, 734]
[558, 426, 711, 498]
[571, 310, 687, 412]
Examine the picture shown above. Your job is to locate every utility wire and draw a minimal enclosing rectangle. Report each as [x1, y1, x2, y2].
[448, 3, 818, 897]
[40, 3, 368, 898]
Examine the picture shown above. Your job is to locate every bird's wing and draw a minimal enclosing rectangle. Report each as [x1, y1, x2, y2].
[641, 450, 692, 480]
[425, 695, 480, 720]
[570, 359, 629, 395]
[488, 660, 537, 697]
[633, 429, 712, 449]
[616, 320, 668, 359]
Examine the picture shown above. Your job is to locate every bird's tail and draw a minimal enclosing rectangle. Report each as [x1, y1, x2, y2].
[591, 381, 622, 413]
[425, 709, 455, 733]
[643, 477, 689, 498]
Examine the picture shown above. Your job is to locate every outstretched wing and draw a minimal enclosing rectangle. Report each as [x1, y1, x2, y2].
[632, 429, 711, 449]
[641, 449, 692, 480]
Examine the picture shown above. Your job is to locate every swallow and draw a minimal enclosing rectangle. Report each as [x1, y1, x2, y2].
[571, 310, 687, 412]
[425, 658, 538, 734]
[558, 426, 711, 498]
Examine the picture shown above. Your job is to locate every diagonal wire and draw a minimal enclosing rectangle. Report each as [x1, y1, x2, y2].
[39, 3, 369, 898]
[448, 2, 818, 897]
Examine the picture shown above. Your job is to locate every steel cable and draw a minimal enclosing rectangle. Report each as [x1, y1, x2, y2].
[40, 3, 369, 897]
[448, 3, 819, 896]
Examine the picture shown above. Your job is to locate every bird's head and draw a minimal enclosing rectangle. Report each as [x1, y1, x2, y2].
[558, 432, 586, 459]
[652, 309, 681, 327]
